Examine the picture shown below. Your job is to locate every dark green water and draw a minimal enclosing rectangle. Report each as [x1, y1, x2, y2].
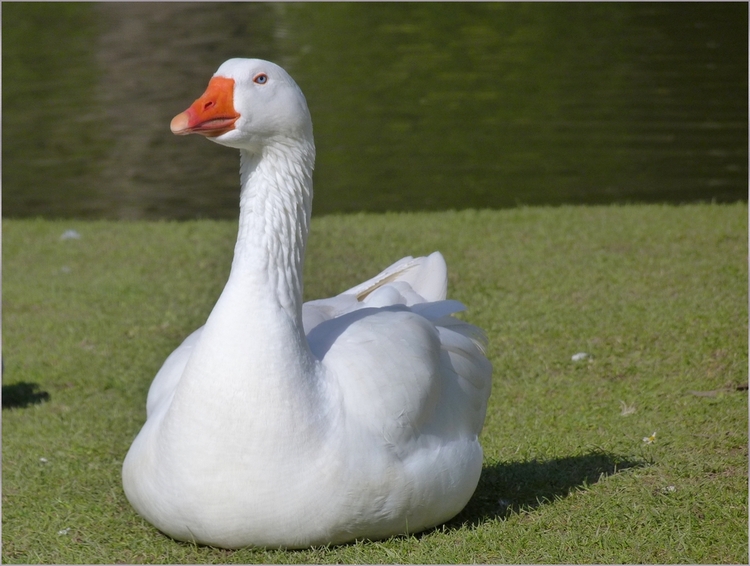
[3, 3, 747, 219]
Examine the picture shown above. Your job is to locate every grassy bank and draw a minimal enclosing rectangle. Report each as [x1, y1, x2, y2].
[2, 203, 747, 563]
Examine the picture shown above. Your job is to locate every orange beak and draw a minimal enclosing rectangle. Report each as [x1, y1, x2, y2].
[170, 77, 240, 137]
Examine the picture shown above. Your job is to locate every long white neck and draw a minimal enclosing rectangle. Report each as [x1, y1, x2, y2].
[167, 139, 320, 435]
[231, 140, 315, 324]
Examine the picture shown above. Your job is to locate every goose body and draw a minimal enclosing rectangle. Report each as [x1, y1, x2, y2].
[122, 58, 492, 549]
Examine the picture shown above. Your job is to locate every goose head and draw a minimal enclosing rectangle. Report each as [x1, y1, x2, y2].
[170, 58, 313, 152]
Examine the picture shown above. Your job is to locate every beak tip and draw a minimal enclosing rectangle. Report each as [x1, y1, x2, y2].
[170, 112, 190, 135]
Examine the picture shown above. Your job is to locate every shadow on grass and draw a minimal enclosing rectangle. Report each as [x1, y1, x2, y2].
[2, 382, 50, 409]
[448, 450, 646, 528]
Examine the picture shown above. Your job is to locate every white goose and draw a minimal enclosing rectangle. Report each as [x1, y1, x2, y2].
[122, 58, 492, 549]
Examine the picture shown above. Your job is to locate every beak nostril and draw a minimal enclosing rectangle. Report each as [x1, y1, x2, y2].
[204, 101, 215, 110]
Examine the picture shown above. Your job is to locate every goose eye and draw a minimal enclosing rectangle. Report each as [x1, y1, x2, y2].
[253, 73, 268, 85]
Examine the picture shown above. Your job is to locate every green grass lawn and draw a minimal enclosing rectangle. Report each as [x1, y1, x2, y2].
[2, 203, 747, 563]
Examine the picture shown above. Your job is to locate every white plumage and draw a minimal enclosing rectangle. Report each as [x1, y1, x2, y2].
[122, 58, 492, 549]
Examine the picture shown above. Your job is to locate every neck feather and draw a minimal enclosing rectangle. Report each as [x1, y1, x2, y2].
[159, 139, 322, 447]
[231, 140, 315, 320]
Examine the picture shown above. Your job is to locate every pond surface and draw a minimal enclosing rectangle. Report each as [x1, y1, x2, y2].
[3, 3, 747, 219]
